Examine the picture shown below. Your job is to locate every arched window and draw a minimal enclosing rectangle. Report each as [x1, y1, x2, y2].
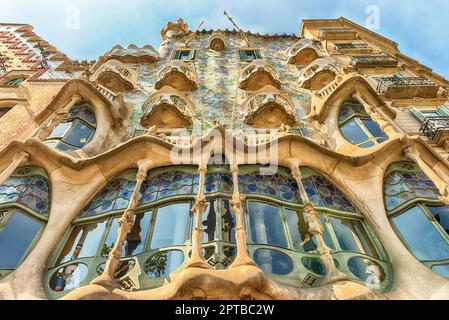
[46, 167, 204, 297]
[0, 166, 50, 279]
[240, 166, 390, 289]
[338, 99, 388, 148]
[384, 162, 449, 278]
[44, 102, 97, 152]
[3, 77, 26, 86]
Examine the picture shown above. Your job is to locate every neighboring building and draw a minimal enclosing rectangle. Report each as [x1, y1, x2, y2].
[0, 17, 449, 300]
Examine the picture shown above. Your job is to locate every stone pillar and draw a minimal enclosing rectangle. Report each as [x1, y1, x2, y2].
[0, 151, 30, 185]
[405, 145, 449, 204]
[290, 165, 348, 284]
[35, 93, 83, 141]
[91, 159, 152, 288]
[229, 164, 256, 268]
[185, 165, 212, 269]
[352, 91, 399, 138]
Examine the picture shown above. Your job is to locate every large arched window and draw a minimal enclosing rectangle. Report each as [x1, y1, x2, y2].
[0, 166, 50, 279]
[46, 165, 237, 298]
[240, 166, 390, 289]
[384, 162, 449, 278]
[44, 102, 97, 152]
[338, 99, 388, 148]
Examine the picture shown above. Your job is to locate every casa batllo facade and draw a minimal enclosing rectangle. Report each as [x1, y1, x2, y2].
[0, 17, 449, 300]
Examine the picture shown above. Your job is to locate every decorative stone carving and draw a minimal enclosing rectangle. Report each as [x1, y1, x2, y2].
[161, 19, 190, 42]
[91, 59, 137, 93]
[155, 60, 198, 91]
[286, 38, 322, 66]
[0, 151, 30, 186]
[100, 44, 159, 64]
[242, 85, 296, 128]
[239, 60, 281, 91]
[208, 31, 227, 52]
[299, 58, 340, 90]
[140, 86, 195, 129]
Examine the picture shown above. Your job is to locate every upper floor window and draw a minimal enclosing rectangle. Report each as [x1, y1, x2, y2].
[335, 43, 370, 50]
[171, 49, 197, 61]
[239, 49, 262, 62]
[3, 77, 26, 86]
[338, 99, 388, 148]
[44, 102, 97, 152]
[384, 162, 449, 278]
[0, 107, 11, 119]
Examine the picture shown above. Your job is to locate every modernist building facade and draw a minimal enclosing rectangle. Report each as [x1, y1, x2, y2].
[0, 17, 449, 300]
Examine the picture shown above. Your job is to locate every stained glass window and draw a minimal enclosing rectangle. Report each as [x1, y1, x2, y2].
[0, 174, 51, 216]
[204, 172, 233, 194]
[45, 102, 96, 152]
[339, 99, 388, 148]
[384, 163, 440, 212]
[302, 175, 358, 213]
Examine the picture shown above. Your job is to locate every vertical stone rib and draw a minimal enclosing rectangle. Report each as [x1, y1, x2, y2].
[91, 159, 152, 288]
[0, 151, 29, 186]
[290, 164, 348, 284]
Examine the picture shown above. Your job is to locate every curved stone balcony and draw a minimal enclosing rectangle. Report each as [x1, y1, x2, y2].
[208, 31, 226, 51]
[286, 38, 322, 66]
[239, 60, 281, 91]
[101, 44, 159, 64]
[242, 85, 296, 128]
[155, 60, 198, 92]
[140, 86, 195, 129]
[91, 59, 138, 93]
[298, 58, 340, 90]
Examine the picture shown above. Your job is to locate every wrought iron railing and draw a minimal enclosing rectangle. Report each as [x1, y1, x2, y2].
[420, 116, 449, 141]
[376, 77, 438, 95]
[351, 55, 398, 68]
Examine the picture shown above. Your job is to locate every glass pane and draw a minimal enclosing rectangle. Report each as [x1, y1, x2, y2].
[55, 141, 77, 152]
[302, 257, 326, 276]
[358, 141, 375, 148]
[201, 201, 217, 243]
[102, 211, 152, 258]
[253, 249, 294, 275]
[62, 120, 95, 148]
[347, 257, 385, 282]
[58, 220, 108, 264]
[248, 201, 288, 248]
[48, 122, 72, 139]
[362, 119, 388, 139]
[150, 203, 190, 249]
[329, 217, 375, 256]
[221, 199, 236, 243]
[340, 119, 370, 145]
[49, 263, 88, 292]
[392, 206, 449, 261]
[284, 209, 310, 251]
[0, 211, 42, 269]
[432, 264, 449, 278]
[144, 250, 185, 278]
[427, 206, 449, 237]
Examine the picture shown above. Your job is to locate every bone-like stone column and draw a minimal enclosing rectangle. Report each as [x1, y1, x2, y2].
[0, 151, 30, 186]
[229, 164, 256, 268]
[405, 145, 449, 204]
[290, 165, 349, 284]
[91, 159, 152, 287]
[34, 93, 83, 141]
[184, 165, 212, 269]
[352, 91, 399, 139]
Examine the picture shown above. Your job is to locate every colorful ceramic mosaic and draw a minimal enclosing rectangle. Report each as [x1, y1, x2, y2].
[139, 171, 199, 205]
[384, 166, 440, 212]
[302, 176, 358, 212]
[238, 172, 302, 204]
[81, 178, 136, 217]
[204, 172, 233, 194]
[0, 175, 50, 216]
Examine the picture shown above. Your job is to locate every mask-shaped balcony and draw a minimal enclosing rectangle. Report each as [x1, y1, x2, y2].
[420, 116, 449, 146]
[319, 27, 358, 40]
[376, 76, 440, 99]
[242, 85, 296, 128]
[239, 60, 281, 91]
[298, 58, 339, 90]
[91, 59, 137, 93]
[140, 86, 195, 129]
[286, 38, 321, 66]
[208, 31, 226, 51]
[351, 55, 398, 69]
[101, 44, 159, 64]
[155, 60, 198, 92]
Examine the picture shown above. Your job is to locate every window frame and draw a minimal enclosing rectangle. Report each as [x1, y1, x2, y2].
[170, 48, 198, 62]
[237, 48, 263, 62]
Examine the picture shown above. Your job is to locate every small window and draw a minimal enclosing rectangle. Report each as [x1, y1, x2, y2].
[172, 49, 196, 61]
[3, 77, 26, 86]
[0, 107, 11, 119]
[239, 49, 262, 61]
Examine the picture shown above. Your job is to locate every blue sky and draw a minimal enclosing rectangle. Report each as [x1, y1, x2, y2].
[1, 0, 448, 78]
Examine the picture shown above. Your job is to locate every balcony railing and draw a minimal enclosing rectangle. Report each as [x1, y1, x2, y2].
[420, 116, 449, 142]
[155, 60, 198, 91]
[239, 60, 281, 91]
[376, 76, 440, 99]
[351, 55, 398, 68]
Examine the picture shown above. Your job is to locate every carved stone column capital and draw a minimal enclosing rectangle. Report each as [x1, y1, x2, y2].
[71, 93, 83, 104]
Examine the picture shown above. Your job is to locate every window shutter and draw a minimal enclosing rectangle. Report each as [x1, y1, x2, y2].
[188, 50, 196, 61]
[437, 106, 449, 117]
[239, 50, 246, 60]
[408, 107, 426, 122]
